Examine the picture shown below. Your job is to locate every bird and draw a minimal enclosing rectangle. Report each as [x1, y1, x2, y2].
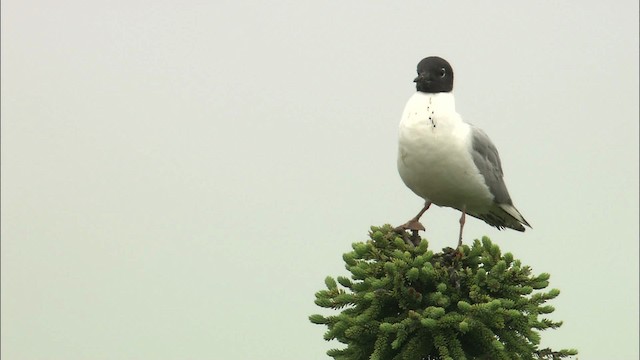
[396, 56, 530, 247]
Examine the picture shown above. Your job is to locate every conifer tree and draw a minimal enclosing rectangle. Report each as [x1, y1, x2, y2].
[310, 225, 577, 360]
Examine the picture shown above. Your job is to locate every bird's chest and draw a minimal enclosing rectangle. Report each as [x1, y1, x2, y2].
[397, 113, 491, 208]
[398, 114, 472, 180]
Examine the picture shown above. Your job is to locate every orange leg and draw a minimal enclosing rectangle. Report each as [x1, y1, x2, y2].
[397, 201, 431, 232]
[457, 207, 466, 248]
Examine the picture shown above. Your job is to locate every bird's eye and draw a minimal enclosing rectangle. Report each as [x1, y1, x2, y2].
[439, 68, 446, 78]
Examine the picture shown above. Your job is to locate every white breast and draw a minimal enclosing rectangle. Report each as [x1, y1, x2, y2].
[397, 92, 494, 212]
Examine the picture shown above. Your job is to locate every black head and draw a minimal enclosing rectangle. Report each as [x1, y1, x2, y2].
[414, 56, 454, 93]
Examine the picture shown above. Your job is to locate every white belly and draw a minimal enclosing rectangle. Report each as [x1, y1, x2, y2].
[397, 93, 494, 212]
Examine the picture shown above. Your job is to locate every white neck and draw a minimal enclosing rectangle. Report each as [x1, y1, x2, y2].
[415, 91, 456, 111]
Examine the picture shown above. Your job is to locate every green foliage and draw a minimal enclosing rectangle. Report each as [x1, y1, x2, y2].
[310, 225, 577, 360]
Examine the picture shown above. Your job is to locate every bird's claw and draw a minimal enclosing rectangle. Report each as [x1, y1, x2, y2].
[394, 219, 426, 246]
[395, 219, 426, 232]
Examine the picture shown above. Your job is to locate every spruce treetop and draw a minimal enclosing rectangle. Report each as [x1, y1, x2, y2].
[310, 225, 577, 360]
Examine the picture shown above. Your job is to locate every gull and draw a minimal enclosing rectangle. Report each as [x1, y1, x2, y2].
[397, 56, 530, 247]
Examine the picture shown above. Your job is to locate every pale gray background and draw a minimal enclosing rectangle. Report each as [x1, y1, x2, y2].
[2, 1, 638, 359]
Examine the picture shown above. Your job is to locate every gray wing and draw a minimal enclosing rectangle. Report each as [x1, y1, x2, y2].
[470, 126, 513, 205]
[469, 126, 531, 231]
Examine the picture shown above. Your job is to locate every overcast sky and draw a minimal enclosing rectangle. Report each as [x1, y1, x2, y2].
[2, 1, 638, 359]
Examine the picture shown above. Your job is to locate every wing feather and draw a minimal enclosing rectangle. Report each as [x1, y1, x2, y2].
[469, 126, 531, 230]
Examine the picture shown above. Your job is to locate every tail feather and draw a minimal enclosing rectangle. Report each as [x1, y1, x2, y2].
[470, 204, 531, 232]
